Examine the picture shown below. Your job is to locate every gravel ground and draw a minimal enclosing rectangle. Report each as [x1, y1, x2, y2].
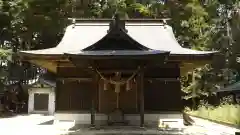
[0, 114, 239, 135]
[184, 117, 240, 135]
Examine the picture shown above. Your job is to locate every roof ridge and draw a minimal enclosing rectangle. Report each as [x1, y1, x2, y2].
[68, 18, 171, 21]
[73, 23, 167, 26]
[68, 18, 170, 25]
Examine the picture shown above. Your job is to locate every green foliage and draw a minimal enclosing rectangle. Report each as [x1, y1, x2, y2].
[0, 0, 240, 103]
[186, 103, 240, 126]
[181, 0, 240, 102]
[127, 3, 151, 17]
[89, 0, 153, 18]
[0, 49, 12, 59]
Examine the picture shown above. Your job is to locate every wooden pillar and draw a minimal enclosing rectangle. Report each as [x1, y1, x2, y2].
[90, 72, 99, 128]
[90, 100, 95, 128]
[138, 69, 144, 128]
[55, 67, 60, 112]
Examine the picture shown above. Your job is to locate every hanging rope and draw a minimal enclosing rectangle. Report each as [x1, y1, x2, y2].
[95, 67, 141, 86]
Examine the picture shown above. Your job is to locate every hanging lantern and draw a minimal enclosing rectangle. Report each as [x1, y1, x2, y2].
[126, 80, 131, 91]
[103, 80, 108, 91]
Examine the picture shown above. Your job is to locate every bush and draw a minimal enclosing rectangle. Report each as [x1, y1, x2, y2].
[186, 104, 240, 126]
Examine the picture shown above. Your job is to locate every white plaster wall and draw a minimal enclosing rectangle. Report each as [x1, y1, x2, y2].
[28, 87, 55, 115]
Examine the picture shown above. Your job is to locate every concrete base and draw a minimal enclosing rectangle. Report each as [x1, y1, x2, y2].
[54, 112, 184, 128]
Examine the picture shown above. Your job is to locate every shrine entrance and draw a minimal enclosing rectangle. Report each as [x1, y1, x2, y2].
[19, 15, 216, 128]
[96, 68, 141, 125]
[98, 71, 139, 114]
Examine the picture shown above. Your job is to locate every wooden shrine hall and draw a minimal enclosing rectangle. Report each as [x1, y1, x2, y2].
[19, 15, 216, 128]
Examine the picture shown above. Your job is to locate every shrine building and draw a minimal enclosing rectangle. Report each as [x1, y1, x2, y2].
[18, 16, 216, 128]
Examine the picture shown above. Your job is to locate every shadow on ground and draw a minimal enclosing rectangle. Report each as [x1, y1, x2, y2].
[38, 119, 54, 125]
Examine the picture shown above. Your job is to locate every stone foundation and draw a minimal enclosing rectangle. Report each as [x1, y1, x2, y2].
[54, 111, 184, 127]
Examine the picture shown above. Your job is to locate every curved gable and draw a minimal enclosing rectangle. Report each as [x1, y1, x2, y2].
[83, 24, 149, 51]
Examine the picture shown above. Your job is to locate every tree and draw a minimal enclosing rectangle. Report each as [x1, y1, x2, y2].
[89, 0, 152, 18]
[181, 0, 240, 108]
[1, 0, 240, 107]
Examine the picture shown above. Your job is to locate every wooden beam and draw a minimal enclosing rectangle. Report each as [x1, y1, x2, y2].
[57, 78, 92, 82]
[146, 78, 179, 82]
[137, 69, 144, 128]
[169, 54, 214, 62]
[57, 61, 75, 67]
[29, 60, 57, 73]
[98, 69, 137, 73]
[182, 60, 211, 66]
[180, 61, 210, 76]
[90, 71, 99, 128]
[19, 53, 67, 61]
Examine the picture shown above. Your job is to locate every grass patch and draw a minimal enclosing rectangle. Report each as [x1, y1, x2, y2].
[186, 104, 240, 126]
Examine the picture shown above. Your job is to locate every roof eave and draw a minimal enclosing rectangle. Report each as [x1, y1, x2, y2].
[169, 52, 217, 61]
[65, 52, 170, 60]
[18, 51, 217, 61]
[18, 51, 65, 61]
